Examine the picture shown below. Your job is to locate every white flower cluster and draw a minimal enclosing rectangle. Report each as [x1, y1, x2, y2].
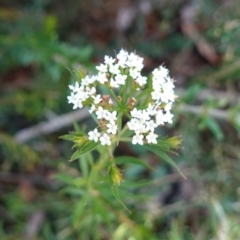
[127, 66, 175, 145]
[67, 49, 176, 146]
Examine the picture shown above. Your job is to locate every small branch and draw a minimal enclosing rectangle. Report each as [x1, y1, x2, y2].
[13, 87, 239, 143]
[14, 109, 89, 143]
[176, 88, 240, 105]
[180, 4, 221, 65]
[179, 104, 240, 122]
[0, 172, 54, 190]
[23, 211, 45, 240]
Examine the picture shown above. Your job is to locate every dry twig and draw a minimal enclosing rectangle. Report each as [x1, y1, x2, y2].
[14, 109, 89, 143]
[13, 88, 239, 143]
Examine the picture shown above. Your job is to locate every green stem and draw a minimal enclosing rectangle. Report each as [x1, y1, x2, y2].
[117, 137, 131, 142]
[119, 123, 129, 136]
[134, 88, 151, 101]
[122, 75, 133, 105]
[108, 88, 120, 107]
[116, 112, 123, 145]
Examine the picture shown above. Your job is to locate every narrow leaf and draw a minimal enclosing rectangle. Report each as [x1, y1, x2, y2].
[111, 185, 131, 214]
[59, 133, 75, 141]
[54, 173, 75, 185]
[143, 145, 186, 179]
[70, 141, 99, 161]
[115, 156, 154, 171]
[60, 132, 85, 141]
[205, 117, 224, 141]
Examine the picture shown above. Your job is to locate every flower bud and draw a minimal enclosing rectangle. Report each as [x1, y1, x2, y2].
[109, 164, 123, 186]
[128, 97, 136, 110]
[117, 96, 122, 102]
[102, 95, 110, 101]
[99, 119, 107, 130]
[166, 136, 182, 148]
[73, 136, 88, 145]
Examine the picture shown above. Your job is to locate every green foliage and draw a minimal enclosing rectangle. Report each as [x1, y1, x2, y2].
[1, 0, 240, 239]
[0, 132, 39, 169]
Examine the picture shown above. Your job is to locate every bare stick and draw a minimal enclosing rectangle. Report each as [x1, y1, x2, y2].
[14, 87, 239, 143]
[176, 88, 240, 105]
[179, 104, 240, 122]
[14, 109, 89, 143]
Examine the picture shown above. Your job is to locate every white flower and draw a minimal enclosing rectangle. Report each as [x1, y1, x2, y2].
[89, 104, 96, 113]
[88, 128, 100, 142]
[145, 120, 158, 132]
[164, 102, 172, 111]
[146, 132, 158, 144]
[140, 109, 150, 122]
[152, 66, 169, 80]
[100, 133, 111, 145]
[96, 63, 107, 73]
[73, 100, 83, 109]
[159, 66, 169, 78]
[163, 91, 175, 103]
[78, 89, 89, 102]
[81, 76, 91, 86]
[110, 78, 120, 88]
[67, 49, 176, 146]
[109, 98, 113, 104]
[89, 75, 97, 84]
[129, 68, 141, 79]
[86, 86, 96, 95]
[69, 82, 80, 93]
[136, 75, 147, 86]
[107, 121, 117, 134]
[132, 134, 144, 145]
[127, 119, 138, 131]
[97, 72, 108, 84]
[147, 103, 158, 116]
[109, 64, 120, 75]
[93, 94, 102, 104]
[105, 111, 117, 121]
[163, 111, 173, 124]
[151, 90, 161, 101]
[67, 92, 76, 104]
[164, 79, 175, 91]
[136, 122, 148, 134]
[104, 55, 115, 66]
[96, 106, 108, 119]
[117, 49, 129, 67]
[127, 52, 144, 70]
[115, 74, 127, 85]
[130, 108, 141, 118]
[152, 79, 165, 89]
[156, 110, 165, 125]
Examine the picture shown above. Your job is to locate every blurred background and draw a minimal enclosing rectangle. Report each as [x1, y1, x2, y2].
[1, 0, 240, 239]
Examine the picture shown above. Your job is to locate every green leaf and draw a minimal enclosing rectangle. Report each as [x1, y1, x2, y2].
[70, 141, 100, 161]
[111, 185, 131, 214]
[157, 136, 182, 152]
[121, 128, 134, 138]
[59, 187, 85, 196]
[54, 173, 75, 185]
[143, 145, 186, 179]
[204, 117, 224, 141]
[59, 132, 85, 141]
[73, 120, 81, 132]
[72, 194, 89, 225]
[79, 154, 89, 177]
[181, 84, 202, 102]
[135, 88, 152, 102]
[115, 156, 154, 171]
[121, 179, 153, 188]
[59, 133, 76, 141]
[233, 120, 240, 133]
